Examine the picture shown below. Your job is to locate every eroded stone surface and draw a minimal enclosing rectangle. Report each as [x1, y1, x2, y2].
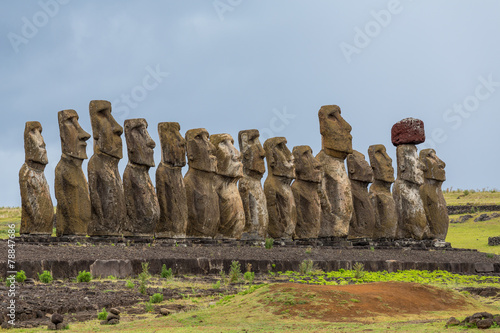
[238, 129, 268, 240]
[292, 146, 322, 239]
[19, 121, 53, 235]
[211, 133, 245, 239]
[264, 137, 296, 240]
[419, 148, 449, 240]
[317, 105, 353, 238]
[347, 150, 375, 239]
[155, 122, 188, 238]
[87, 100, 126, 236]
[393, 144, 428, 239]
[391, 118, 425, 146]
[123, 118, 159, 237]
[184, 128, 219, 238]
[55, 110, 91, 236]
[368, 144, 398, 239]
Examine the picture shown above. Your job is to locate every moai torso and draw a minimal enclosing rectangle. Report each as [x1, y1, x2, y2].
[291, 146, 322, 239]
[368, 144, 397, 239]
[419, 149, 449, 240]
[264, 137, 296, 240]
[393, 144, 428, 240]
[55, 110, 91, 236]
[122, 118, 160, 237]
[87, 100, 127, 236]
[184, 128, 220, 238]
[316, 105, 353, 238]
[155, 122, 188, 238]
[211, 134, 245, 239]
[238, 129, 268, 240]
[19, 121, 53, 235]
[347, 150, 375, 239]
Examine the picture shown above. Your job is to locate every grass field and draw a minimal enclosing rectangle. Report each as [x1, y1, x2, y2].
[444, 189, 500, 206]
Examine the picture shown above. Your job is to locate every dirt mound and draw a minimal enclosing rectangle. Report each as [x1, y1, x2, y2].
[265, 282, 471, 322]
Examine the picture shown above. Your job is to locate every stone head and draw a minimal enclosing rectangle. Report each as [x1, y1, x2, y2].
[210, 133, 243, 178]
[58, 109, 91, 160]
[124, 118, 156, 167]
[419, 148, 446, 182]
[396, 144, 424, 185]
[89, 100, 123, 159]
[24, 121, 48, 165]
[292, 145, 321, 183]
[347, 150, 373, 183]
[158, 122, 186, 167]
[238, 129, 265, 175]
[185, 128, 217, 172]
[264, 137, 295, 179]
[318, 105, 353, 158]
[368, 144, 395, 183]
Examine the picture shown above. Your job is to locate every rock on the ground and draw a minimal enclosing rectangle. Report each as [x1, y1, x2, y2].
[107, 319, 119, 325]
[107, 313, 120, 321]
[47, 322, 57, 330]
[446, 317, 460, 327]
[474, 214, 491, 222]
[477, 319, 493, 329]
[51, 313, 63, 324]
[160, 308, 174, 316]
[391, 118, 425, 146]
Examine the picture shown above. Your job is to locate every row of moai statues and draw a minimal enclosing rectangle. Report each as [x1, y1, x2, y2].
[19, 102, 449, 241]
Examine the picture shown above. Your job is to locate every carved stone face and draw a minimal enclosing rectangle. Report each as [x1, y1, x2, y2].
[158, 122, 186, 167]
[58, 110, 91, 160]
[89, 100, 123, 159]
[420, 148, 446, 182]
[264, 137, 295, 179]
[292, 145, 321, 183]
[210, 133, 243, 178]
[368, 144, 395, 183]
[318, 105, 353, 157]
[238, 129, 266, 175]
[347, 150, 373, 183]
[24, 121, 48, 165]
[125, 118, 156, 167]
[185, 128, 217, 172]
[396, 144, 424, 185]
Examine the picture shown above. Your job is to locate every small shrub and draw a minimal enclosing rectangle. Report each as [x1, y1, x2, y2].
[144, 302, 154, 312]
[212, 280, 221, 289]
[265, 238, 274, 249]
[97, 308, 108, 320]
[141, 262, 150, 278]
[107, 275, 117, 280]
[299, 259, 314, 275]
[125, 280, 134, 289]
[244, 271, 255, 284]
[138, 262, 150, 294]
[160, 264, 173, 279]
[150, 293, 163, 304]
[463, 189, 470, 196]
[305, 247, 312, 254]
[229, 261, 241, 283]
[15, 270, 26, 283]
[76, 270, 92, 283]
[38, 270, 53, 283]
[353, 262, 365, 279]
[138, 279, 147, 294]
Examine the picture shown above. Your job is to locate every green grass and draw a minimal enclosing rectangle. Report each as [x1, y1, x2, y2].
[444, 189, 500, 206]
[446, 216, 500, 254]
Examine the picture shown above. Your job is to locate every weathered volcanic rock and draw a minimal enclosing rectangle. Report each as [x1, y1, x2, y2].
[391, 118, 425, 146]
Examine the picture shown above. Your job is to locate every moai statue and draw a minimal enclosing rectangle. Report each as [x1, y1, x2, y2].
[347, 150, 376, 239]
[419, 149, 449, 240]
[368, 144, 398, 239]
[184, 128, 219, 238]
[155, 122, 188, 238]
[238, 129, 268, 240]
[19, 121, 54, 235]
[291, 146, 322, 239]
[392, 118, 429, 240]
[87, 100, 127, 236]
[316, 105, 353, 238]
[210, 133, 245, 239]
[55, 110, 91, 236]
[122, 118, 160, 237]
[264, 137, 296, 240]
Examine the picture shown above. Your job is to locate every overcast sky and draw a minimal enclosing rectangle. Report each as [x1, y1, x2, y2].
[1, 0, 499, 207]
